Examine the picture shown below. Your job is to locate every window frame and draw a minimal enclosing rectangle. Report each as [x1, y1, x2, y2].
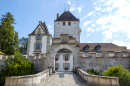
[68, 22, 71, 26]
[96, 53, 102, 57]
[63, 22, 65, 26]
[84, 46, 89, 50]
[37, 34, 41, 40]
[36, 43, 40, 49]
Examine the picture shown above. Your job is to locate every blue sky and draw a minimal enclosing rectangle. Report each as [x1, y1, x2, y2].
[0, 0, 130, 48]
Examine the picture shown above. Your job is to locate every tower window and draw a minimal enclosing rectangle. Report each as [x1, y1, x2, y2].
[68, 22, 71, 26]
[63, 22, 65, 26]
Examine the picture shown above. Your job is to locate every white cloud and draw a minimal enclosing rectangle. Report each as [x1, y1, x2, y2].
[91, 24, 95, 27]
[70, 4, 76, 11]
[78, 7, 82, 13]
[48, 25, 52, 29]
[95, 7, 101, 11]
[87, 28, 92, 32]
[68, 1, 71, 5]
[87, 11, 94, 16]
[92, 0, 130, 42]
[84, 21, 91, 26]
[112, 40, 130, 49]
[87, 41, 91, 43]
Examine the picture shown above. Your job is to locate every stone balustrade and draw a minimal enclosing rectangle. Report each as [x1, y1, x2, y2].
[76, 68, 119, 86]
[4, 68, 52, 86]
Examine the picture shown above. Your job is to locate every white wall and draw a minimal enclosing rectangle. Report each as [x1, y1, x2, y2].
[55, 53, 73, 71]
[54, 21, 80, 42]
[41, 36, 47, 53]
[28, 36, 35, 55]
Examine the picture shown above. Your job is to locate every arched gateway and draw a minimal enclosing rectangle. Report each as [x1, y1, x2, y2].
[44, 36, 80, 72]
[55, 49, 73, 71]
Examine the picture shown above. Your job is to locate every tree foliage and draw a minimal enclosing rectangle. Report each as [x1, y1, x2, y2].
[0, 17, 14, 55]
[14, 31, 20, 52]
[0, 52, 35, 86]
[19, 37, 28, 54]
[102, 65, 130, 86]
[0, 12, 19, 55]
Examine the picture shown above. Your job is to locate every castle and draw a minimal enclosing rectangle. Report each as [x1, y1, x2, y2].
[27, 11, 130, 72]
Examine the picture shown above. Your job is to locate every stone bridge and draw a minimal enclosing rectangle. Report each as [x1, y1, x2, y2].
[5, 68, 119, 86]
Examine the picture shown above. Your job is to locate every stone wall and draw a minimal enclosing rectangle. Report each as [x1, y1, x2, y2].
[78, 53, 130, 72]
[4, 68, 52, 86]
[77, 68, 119, 86]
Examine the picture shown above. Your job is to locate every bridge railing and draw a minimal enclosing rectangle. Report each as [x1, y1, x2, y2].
[4, 68, 52, 86]
[76, 68, 119, 86]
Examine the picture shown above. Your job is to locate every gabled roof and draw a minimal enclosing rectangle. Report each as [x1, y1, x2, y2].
[29, 22, 49, 35]
[55, 11, 79, 21]
[76, 42, 130, 52]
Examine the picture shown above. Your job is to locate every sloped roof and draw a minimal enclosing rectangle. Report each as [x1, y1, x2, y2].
[77, 42, 130, 52]
[55, 11, 79, 21]
[29, 22, 49, 35]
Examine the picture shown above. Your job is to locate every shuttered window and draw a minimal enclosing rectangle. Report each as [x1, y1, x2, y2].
[37, 34, 41, 39]
[63, 63, 70, 68]
[36, 43, 40, 49]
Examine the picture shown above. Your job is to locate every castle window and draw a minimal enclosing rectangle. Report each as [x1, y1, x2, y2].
[37, 34, 41, 39]
[84, 53, 89, 57]
[84, 46, 89, 50]
[63, 22, 65, 26]
[36, 43, 40, 49]
[68, 22, 71, 26]
[96, 53, 102, 57]
[63, 63, 70, 69]
[97, 46, 101, 50]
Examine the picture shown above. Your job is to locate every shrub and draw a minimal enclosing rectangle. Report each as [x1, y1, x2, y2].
[87, 69, 99, 75]
[0, 52, 35, 86]
[102, 65, 130, 86]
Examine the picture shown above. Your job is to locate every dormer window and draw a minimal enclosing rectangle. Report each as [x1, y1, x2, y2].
[97, 46, 100, 50]
[37, 34, 41, 39]
[84, 46, 89, 50]
[68, 22, 71, 26]
[63, 22, 65, 26]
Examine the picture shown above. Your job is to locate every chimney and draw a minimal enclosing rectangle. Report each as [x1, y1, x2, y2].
[57, 13, 59, 19]
[39, 21, 42, 24]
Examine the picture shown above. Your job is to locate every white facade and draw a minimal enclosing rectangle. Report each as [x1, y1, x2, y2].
[27, 22, 52, 56]
[54, 21, 81, 42]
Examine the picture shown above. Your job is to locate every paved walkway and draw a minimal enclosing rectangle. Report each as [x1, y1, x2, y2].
[40, 72, 88, 86]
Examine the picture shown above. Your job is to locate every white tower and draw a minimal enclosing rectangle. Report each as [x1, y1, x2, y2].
[54, 11, 81, 42]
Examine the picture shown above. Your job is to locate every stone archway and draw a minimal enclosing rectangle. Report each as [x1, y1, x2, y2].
[55, 48, 73, 71]
[45, 44, 80, 72]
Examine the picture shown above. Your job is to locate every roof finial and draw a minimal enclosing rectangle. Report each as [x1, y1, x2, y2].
[68, 4, 69, 11]
[64, 4, 66, 11]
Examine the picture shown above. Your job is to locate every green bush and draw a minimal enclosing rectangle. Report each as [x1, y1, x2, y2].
[87, 69, 99, 75]
[102, 65, 130, 86]
[0, 52, 35, 86]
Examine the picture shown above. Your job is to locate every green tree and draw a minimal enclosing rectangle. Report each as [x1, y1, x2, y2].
[0, 18, 14, 55]
[1, 12, 15, 24]
[0, 52, 35, 86]
[14, 31, 20, 52]
[102, 65, 130, 86]
[19, 37, 28, 54]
